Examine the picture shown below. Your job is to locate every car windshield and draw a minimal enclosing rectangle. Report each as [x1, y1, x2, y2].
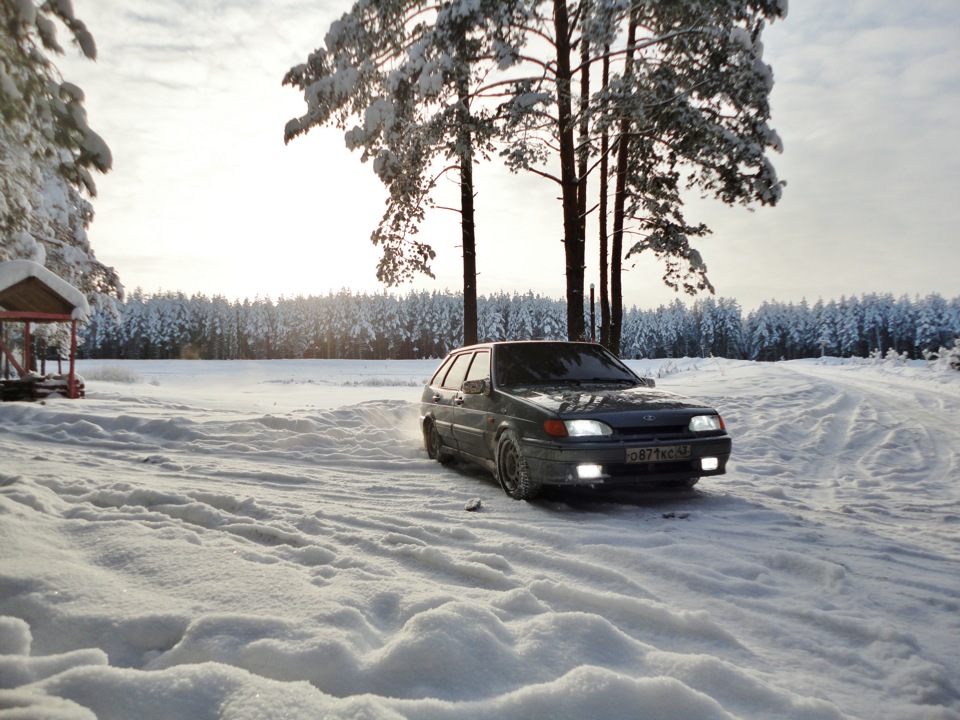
[494, 343, 639, 386]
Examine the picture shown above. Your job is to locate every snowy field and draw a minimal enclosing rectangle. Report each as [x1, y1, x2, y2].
[1, 357, 959, 720]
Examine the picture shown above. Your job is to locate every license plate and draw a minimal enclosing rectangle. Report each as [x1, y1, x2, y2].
[626, 445, 691, 463]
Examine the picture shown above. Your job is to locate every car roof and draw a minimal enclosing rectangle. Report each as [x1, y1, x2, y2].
[448, 340, 599, 353]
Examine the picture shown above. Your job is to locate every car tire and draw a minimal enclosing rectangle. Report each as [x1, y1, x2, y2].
[678, 477, 699, 488]
[425, 420, 455, 464]
[495, 430, 541, 500]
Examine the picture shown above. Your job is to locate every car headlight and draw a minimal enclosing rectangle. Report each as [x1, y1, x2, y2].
[689, 414, 724, 433]
[563, 419, 614, 437]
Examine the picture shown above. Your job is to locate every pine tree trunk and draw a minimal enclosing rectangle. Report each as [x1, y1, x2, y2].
[577, 9, 591, 341]
[610, 8, 639, 355]
[599, 49, 611, 350]
[458, 74, 478, 346]
[553, 0, 585, 341]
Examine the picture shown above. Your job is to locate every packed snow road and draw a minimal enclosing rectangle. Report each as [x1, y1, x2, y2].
[1, 358, 958, 720]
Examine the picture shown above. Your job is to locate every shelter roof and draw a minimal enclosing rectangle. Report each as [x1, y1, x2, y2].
[0, 260, 90, 320]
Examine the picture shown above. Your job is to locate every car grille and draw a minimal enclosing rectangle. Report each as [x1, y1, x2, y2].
[614, 425, 688, 439]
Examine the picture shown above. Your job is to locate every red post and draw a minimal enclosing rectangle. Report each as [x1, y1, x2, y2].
[24, 321, 32, 373]
[69, 319, 78, 399]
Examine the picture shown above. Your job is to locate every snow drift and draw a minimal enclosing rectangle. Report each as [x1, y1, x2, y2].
[1, 358, 958, 719]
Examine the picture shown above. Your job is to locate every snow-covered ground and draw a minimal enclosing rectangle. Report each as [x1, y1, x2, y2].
[1, 357, 958, 720]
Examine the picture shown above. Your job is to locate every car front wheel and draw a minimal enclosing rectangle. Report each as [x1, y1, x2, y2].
[495, 430, 541, 500]
[425, 420, 454, 464]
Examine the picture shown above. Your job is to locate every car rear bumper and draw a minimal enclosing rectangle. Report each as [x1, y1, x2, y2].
[520, 436, 732, 486]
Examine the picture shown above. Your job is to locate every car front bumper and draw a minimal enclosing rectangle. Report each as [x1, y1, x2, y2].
[519, 435, 732, 486]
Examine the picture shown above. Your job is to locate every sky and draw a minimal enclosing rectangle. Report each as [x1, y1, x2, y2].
[55, 0, 960, 312]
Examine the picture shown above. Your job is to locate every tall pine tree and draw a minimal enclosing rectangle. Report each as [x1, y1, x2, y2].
[1, 1, 119, 307]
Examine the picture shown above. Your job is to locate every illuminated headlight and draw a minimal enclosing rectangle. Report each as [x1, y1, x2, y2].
[701, 457, 720, 471]
[576, 464, 604, 480]
[564, 419, 613, 437]
[689, 415, 723, 433]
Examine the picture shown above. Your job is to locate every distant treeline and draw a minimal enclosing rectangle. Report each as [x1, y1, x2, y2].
[77, 289, 960, 361]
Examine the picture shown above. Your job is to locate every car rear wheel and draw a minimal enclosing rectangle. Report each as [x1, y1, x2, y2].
[496, 430, 541, 500]
[425, 420, 454, 464]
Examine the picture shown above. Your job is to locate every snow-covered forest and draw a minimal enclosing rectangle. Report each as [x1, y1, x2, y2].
[73, 289, 960, 362]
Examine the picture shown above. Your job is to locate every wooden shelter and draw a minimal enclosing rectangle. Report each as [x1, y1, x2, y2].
[0, 260, 88, 401]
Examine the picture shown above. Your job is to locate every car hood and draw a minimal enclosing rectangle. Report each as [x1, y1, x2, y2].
[503, 384, 712, 416]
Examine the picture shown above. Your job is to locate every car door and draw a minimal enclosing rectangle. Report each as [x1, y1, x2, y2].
[427, 351, 473, 451]
[451, 349, 493, 461]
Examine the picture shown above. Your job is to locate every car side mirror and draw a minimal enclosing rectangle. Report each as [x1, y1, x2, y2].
[461, 378, 489, 396]
[641, 377, 656, 388]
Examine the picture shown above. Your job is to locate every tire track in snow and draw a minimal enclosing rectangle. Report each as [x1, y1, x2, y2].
[714, 362, 960, 552]
[3, 363, 959, 719]
[783, 364, 960, 534]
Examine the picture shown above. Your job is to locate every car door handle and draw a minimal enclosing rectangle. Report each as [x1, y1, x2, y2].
[453, 395, 465, 406]
[432, 393, 442, 403]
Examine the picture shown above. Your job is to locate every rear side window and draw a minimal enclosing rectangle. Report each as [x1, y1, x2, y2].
[440, 352, 473, 390]
[465, 350, 490, 383]
[429, 356, 454, 386]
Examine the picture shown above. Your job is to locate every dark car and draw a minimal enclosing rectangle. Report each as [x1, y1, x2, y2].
[420, 341, 731, 500]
